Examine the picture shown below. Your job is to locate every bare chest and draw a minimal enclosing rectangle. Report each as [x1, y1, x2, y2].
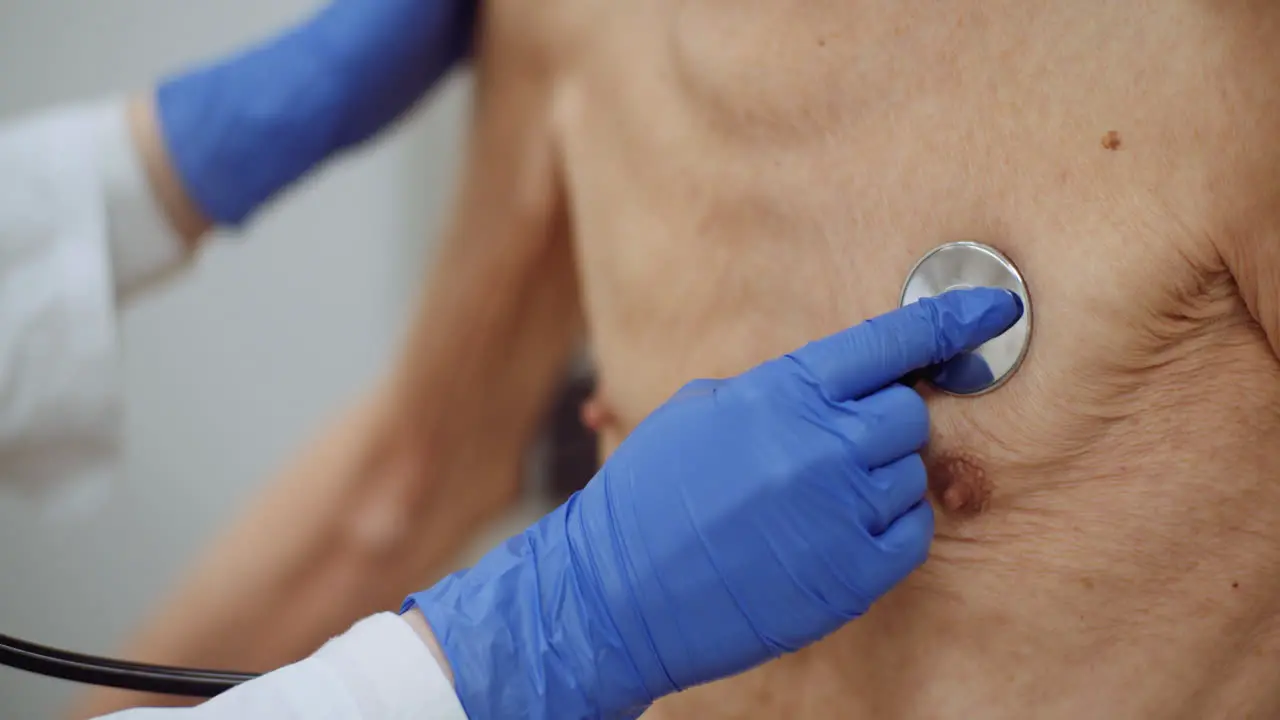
[516, 2, 1280, 716]
[546, 0, 1280, 442]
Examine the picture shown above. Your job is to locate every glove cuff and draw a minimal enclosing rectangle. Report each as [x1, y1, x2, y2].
[155, 0, 472, 228]
[155, 19, 347, 227]
[402, 496, 655, 720]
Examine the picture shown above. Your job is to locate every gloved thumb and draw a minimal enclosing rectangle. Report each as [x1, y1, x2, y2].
[784, 287, 1023, 401]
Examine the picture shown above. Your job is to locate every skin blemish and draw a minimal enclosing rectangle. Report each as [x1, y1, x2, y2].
[924, 449, 992, 516]
[1101, 130, 1122, 151]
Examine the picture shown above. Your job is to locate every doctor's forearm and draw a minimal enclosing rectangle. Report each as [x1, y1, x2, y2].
[125, 95, 212, 250]
[401, 609, 455, 686]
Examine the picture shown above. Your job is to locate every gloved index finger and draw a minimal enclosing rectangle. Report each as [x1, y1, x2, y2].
[785, 287, 1023, 401]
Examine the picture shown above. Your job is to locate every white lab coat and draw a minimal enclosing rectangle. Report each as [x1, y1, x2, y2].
[0, 100, 468, 719]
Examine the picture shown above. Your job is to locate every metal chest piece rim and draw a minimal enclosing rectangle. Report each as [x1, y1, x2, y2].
[899, 241, 1032, 396]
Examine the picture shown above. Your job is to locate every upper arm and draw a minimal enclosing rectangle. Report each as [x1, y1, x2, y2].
[389, 1, 583, 490]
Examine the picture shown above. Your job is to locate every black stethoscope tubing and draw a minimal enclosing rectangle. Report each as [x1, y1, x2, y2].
[0, 631, 256, 698]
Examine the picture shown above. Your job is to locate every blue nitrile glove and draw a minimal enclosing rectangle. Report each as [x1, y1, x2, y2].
[403, 287, 1023, 720]
[156, 0, 475, 226]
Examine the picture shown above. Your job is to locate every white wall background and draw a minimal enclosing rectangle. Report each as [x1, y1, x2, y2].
[0, 1, 474, 715]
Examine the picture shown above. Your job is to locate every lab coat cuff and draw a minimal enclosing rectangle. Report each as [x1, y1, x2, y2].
[313, 612, 469, 720]
[87, 99, 190, 302]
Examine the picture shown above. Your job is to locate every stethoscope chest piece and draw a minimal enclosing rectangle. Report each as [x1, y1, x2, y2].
[899, 241, 1032, 396]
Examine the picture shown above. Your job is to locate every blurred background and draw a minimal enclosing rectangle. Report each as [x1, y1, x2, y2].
[0, 1, 531, 715]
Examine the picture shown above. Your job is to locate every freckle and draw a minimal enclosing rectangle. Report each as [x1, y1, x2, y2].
[924, 449, 992, 516]
[1082, 577, 1095, 590]
[1101, 130, 1122, 151]
[817, 37, 826, 47]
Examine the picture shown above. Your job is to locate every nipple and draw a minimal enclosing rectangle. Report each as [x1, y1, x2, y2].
[580, 391, 615, 433]
[924, 449, 992, 516]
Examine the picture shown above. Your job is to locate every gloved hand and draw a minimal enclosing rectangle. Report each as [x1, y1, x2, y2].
[156, 0, 475, 226]
[404, 287, 1023, 720]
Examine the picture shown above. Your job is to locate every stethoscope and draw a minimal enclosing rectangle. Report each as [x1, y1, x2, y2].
[0, 632, 255, 697]
[0, 240, 1032, 699]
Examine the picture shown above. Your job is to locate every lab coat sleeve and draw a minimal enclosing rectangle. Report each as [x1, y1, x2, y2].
[0, 99, 187, 515]
[96, 613, 470, 720]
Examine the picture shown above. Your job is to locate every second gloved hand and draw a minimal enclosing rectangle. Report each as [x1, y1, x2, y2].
[157, 0, 474, 226]
[406, 287, 1023, 720]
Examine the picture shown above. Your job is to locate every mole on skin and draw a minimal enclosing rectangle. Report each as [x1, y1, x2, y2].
[924, 449, 992, 515]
